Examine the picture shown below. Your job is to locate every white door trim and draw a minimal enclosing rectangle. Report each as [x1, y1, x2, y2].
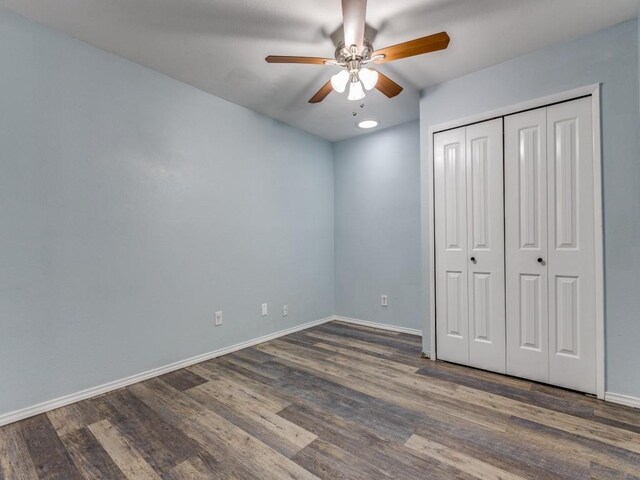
[423, 84, 606, 399]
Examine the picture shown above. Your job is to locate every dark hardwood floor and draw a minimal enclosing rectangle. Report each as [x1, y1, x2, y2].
[1, 321, 639, 479]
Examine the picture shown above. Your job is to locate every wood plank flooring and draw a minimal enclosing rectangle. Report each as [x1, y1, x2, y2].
[1, 321, 639, 479]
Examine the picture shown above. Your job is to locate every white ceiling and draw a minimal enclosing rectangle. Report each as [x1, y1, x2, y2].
[1, 0, 638, 141]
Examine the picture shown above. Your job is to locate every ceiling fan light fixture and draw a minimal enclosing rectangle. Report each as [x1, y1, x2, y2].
[330, 70, 350, 93]
[358, 68, 378, 91]
[347, 79, 365, 101]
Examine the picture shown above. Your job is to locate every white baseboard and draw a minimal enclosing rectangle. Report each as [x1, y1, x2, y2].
[333, 315, 422, 336]
[0, 315, 334, 427]
[605, 392, 640, 409]
[13, 314, 630, 427]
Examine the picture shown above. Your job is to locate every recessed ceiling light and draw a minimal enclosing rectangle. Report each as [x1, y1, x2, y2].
[357, 120, 378, 129]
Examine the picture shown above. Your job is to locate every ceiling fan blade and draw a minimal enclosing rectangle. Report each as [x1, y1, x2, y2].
[342, 0, 367, 52]
[309, 80, 333, 103]
[373, 32, 450, 64]
[374, 71, 403, 98]
[265, 56, 333, 65]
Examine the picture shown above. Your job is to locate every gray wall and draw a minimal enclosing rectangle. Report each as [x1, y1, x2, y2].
[0, 11, 334, 417]
[420, 19, 640, 397]
[334, 121, 424, 331]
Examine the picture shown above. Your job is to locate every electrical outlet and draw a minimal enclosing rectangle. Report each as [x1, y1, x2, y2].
[283, 305, 288, 316]
[214, 311, 223, 326]
[381, 295, 388, 307]
[261, 303, 268, 316]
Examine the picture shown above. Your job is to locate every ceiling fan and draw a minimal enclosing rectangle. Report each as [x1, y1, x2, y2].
[265, 0, 450, 104]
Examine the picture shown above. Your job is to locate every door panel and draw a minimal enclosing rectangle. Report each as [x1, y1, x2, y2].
[547, 98, 596, 394]
[518, 126, 544, 250]
[466, 119, 505, 373]
[444, 142, 466, 250]
[445, 271, 465, 337]
[472, 272, 491, 341]
[555, 276, 578, 355]
[505, 108, 549, 383]
[434, 127, 469, 365]
[519, 274, 543, 350]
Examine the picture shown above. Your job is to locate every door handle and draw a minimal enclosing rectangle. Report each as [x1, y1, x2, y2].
[537, 257, 545, 265]
[470, 257, 477, 264]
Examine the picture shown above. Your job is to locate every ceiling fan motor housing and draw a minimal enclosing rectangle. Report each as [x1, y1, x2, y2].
[334, 39, 373, 67]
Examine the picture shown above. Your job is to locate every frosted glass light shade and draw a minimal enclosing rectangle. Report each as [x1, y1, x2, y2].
[359, 68, 378, 90]
[330, 70, 350, 93]
[347, 80, 365, 101]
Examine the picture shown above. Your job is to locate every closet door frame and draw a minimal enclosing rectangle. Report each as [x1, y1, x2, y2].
[424, 84, 605, 399]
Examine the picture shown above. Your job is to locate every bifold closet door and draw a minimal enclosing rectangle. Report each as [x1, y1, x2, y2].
[505, 108, 549, 382]
[435, 119, 505, 372]
[546, 98, 596, 393]
[466, 120, 506, 372]
[434, 127, 469, 365]
[505, 97, 597, 393]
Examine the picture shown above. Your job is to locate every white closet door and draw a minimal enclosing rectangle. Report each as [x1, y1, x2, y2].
[547, 97, 596, 394]
[505, 108, 549, 383]
[466, 119, 506, 373]
[434, 127, 469, 365]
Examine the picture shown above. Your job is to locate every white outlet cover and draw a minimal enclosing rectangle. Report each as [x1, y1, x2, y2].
[214, 311, 223, 326]
[283, 305, 288, 316]
[261, 303, 268, 316]
[381, 295, 388, 307]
